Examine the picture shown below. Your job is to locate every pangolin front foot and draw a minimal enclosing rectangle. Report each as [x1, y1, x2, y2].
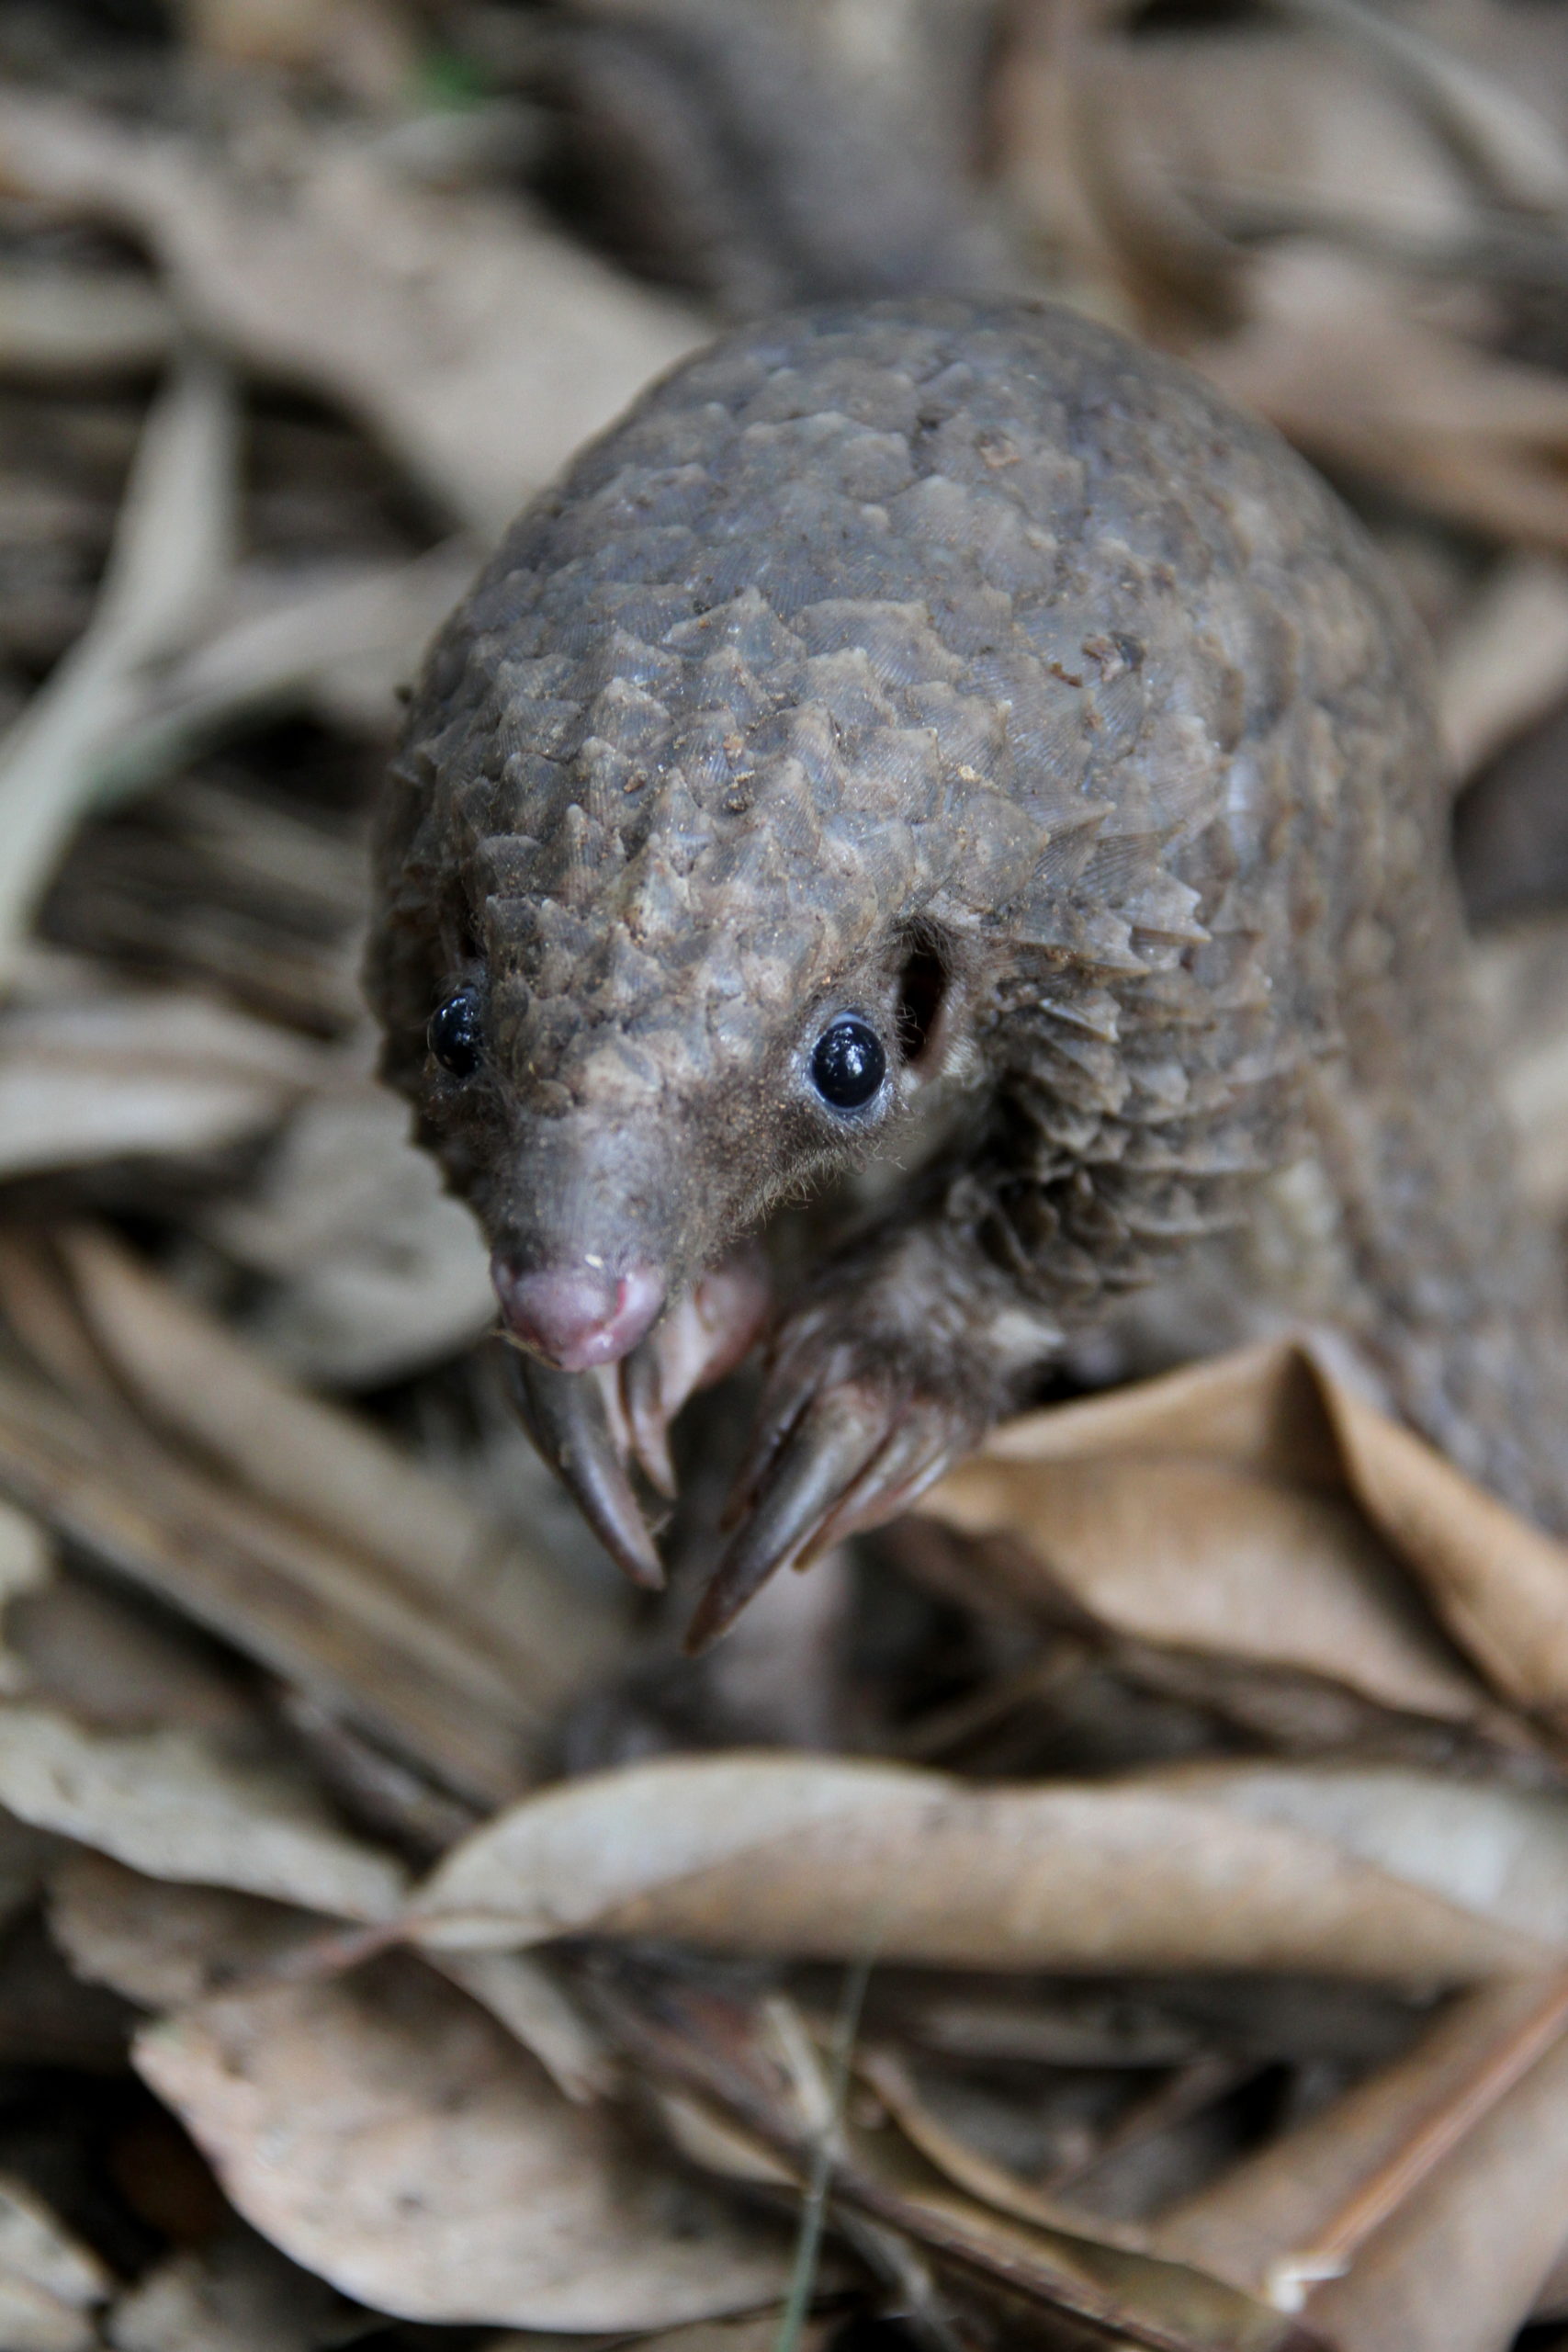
[683, 1315, 987, 1653]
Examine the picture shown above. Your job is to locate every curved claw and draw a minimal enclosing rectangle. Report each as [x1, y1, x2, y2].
[506, 1350, 665, 1589]
[685, 1377, 972, 1655]
[621, 1344, 679, 1499]
[621, 1246, 773, 1498]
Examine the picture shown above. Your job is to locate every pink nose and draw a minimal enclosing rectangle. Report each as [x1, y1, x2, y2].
[491, 1255, 663, 1372]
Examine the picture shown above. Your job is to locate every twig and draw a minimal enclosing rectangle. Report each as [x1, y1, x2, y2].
[1265, 1965, 1568, 2312]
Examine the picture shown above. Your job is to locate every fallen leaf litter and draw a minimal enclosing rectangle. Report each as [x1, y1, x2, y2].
[4, 1, 1568, 2347]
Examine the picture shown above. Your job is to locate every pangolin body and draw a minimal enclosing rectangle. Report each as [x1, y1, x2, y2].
[367, 296, 1568, 1641]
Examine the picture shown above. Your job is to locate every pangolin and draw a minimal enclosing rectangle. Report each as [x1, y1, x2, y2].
[366, 295, 1568, 1647]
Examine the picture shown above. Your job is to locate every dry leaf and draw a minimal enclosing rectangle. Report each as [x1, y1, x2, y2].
[0, 1498, 53, 1702]
[0, 1230, 621, 1800]
[406, 1752, 1540, 1980]
[107, 2228, 356, 2352]
[1301, 1997, 1568, 2349]
[1148, 1961, 1568, 2346]
[0, 2167, 114, 2350]
[5, 1568, 260, 1737]
[58, 1853, 638, 2202]
[1281, 0, 1568, 214]
[97, 541, 479, 799]
[1473, 914, 1568, 1217]
[0, 2174, 109, 2319]
[0, 1702, 406, 1919]
[206, 1075, 494, 1385]
[1151, 1975, 1566, 2296]
[0, 1355, 532, 1802]
[51, 1849, 325, 2012]
[0, 2273, 96, 2352]
[930, 1336, 1568, 1728]
[606, 1974, 1312, 2352]
[1124, 28, 1474, 249]
[487, 2317, 827, 2352]
[135, 1956, 791, 2329]
[0, 266, 173, 376]
[919, 1451, 1485, 1728]
[1320, 1360, 1568, 1720]
[0, 91, 703, 531]
[1164, 1762, 1568, 1950]
[432, 1950, 615, 2106]
[1198, 244, 1568, 548]
[1534, 2230, 1568, 2322]
[55, 1225, 616, 1699]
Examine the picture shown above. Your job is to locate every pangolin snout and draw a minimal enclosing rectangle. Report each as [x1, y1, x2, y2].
[491, 1253, 664, 1372]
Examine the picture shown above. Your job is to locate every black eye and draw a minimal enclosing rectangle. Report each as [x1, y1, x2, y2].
[428, 989, 482, 1078]
[810, 1016, 886, 1113]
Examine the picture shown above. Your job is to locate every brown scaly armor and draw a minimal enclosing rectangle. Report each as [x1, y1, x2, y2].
[367, 296, 1568, 1645]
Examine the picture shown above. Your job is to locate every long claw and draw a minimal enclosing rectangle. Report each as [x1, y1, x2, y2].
[506, 1350, 665, 1589]
[684, 1386, 890, 1654]
[621, 1341, 678, 1498]
[808, 1415, 963, 1558]
[718, 1329, 835, 1532]
[623, 1247, 773, 1501]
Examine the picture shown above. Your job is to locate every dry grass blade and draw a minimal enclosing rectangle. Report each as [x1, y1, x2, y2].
[405, 1752, 1542, 1979]
[768, 1967, 873, 2352]
[0, 351, 237, 984]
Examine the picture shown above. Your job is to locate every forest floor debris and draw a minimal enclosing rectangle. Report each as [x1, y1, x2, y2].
[6, 0, 1568, 2347]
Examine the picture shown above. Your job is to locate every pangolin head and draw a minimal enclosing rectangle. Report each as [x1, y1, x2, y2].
[366, 297, 1289, 1367]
